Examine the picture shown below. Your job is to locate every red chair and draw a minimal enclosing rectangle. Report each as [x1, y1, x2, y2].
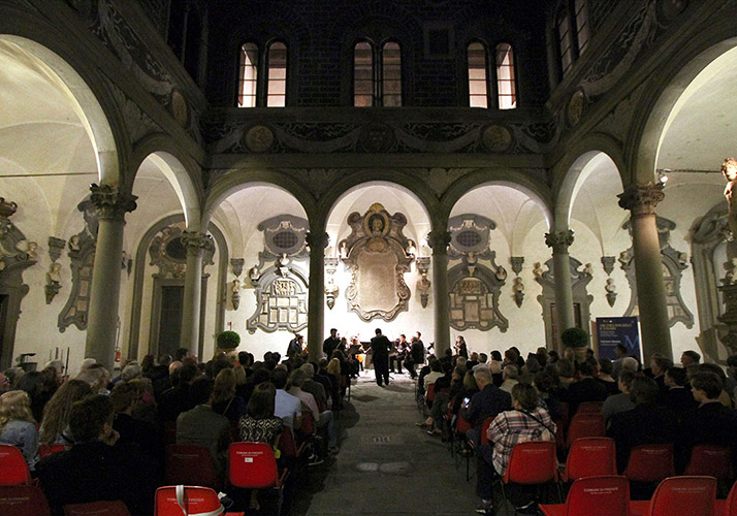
[565, 413, 605, 448]
[38, 443, 68, 460]
[576, 401, 604, 414]
[64, 500, 131, 516]
[228, 442, 287, 489]
[164, 444, 220, 489]
[0, 484, 51, 516]
[424, 383, 437, 407]
[562, 437, 617, 482]
[0, 444, 31, 485]
[155, 486, 226, 516]
[630, 476, 717, 516]
[300, 411, 316, 437]
[539, 475, 631, 516]
[163, 421, 177, 446]
[453, 410, 474, 481]
[716, 479, 737, 515]
[684, 445, 734, 480]
[278, 426, 305, 460]
[624, 444, 675, 483]
[500, 441, 562, 505]
[479, 416, 494, 446]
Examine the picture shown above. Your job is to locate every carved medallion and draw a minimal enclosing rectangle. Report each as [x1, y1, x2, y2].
[244, 125, 275, 153]
[359, 123, 394, 153]
[658, 0, 688, 21]
[567, 90, 586, 126]
[170, 90, 189, 127]
[481, 125, 513, 152]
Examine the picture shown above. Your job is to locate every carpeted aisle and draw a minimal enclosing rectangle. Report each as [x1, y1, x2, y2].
[302, 371, 482, 515]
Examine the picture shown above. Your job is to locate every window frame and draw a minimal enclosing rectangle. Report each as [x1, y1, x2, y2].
[352, 38, 403, 107]
[266, 40, 288, 107]
[555, 0, 590, 78]
[236, 39, 289, 108]
[494, 42, 517, 110]
[466, 41, 491, 109]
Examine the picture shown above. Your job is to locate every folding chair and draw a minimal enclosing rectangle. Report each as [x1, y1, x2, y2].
[38, 443, 68, 460]
[64, 500, 131, 516]
[164, 444, 220, 490]
[0, 484, 51, 516]
[565, 413, 605, 449]
[576, 401, 604, 414]
[629, 476, 717, 516]
[499, 440, 563, 509]
[539, 475, 631, 516]
[0, 444, 31, 485]
[715, 479, 737, 515]
[155, 485, 226, 516]
[278, 426, 306, 460]
[424, 383, 437, 410]
[228, 442, 288, 515]
[452, 410, 474, 481]
[562, 437, 617, 482]
[624, 444, 675, 483]
[684, 445, 733, 480]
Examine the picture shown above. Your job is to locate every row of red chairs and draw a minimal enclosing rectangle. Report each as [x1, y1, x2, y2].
[540, 474, 737, 516]
[0, 484, 246, 516]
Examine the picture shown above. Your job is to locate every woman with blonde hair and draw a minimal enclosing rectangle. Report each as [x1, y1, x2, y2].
[211, 368, 247, 421]
[39, 379, 93, 445]
[0, 390, 39, 468]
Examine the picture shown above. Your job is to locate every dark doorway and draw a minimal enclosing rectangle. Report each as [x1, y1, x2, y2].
[158, 286, 184, 358]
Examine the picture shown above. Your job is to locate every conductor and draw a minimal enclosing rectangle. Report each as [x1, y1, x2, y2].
[371, 328, 391, 387]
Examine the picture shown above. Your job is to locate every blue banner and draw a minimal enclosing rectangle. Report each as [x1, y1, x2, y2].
[596, 316, 641, 361]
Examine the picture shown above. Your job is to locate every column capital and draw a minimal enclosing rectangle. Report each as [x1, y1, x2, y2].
[545, 229, 575, 254]
[89, 184, 137, 222]
[305, 231, 329, 250]
[427, 230, 452, 253]
[182, 231, 212, 257]
[618, 182, 665, 218]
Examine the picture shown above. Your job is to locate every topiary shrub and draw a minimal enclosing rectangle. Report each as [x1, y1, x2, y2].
[561, 327, 589, 348]
[217, 330, 241, 350]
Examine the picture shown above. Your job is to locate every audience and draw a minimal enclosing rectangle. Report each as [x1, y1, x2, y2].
[39, 379, 93, 445]
[601, 370, 636, 427]
[462, 365, 512, 448]
[0, 390, 38, 469]
[211, 368, 248, 422]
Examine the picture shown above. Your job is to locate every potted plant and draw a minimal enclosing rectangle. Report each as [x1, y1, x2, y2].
[216, 330, 240, 359]
[561, 327, 589, 362]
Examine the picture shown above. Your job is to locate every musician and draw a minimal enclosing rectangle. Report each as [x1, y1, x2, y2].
[370, 328, 391, 387]
[390, 334, 409, 374]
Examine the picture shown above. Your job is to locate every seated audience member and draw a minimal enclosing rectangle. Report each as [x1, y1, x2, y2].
[555, 359, 576, 392]
[36, 395, 155, 515]
[697, 363, 734, 408]
[40, 379, 93, 445]
[607, 377, 678, 472]
[423, 359, 445, 391]
[533, 370, 564, 422]
[18, 370, 54, 423]
[462, 365, 512, 447]
[289, 369, 338, 453]
[0, 390, 38, 469]
[233, 364, 250, 402]
[110, 381, 161, 464]
[499, 365, 519, 394]
[663, 366, 697, 425]
[677, 371, 737, 470]
[299, 362, 327, 410]
[158, 362, 198, 422]
[681, 350, 701, 367]
[518, 356, 541, 385]
[649, 355, 673, 395]
[176, 377, 232, 481]
[488, 360, 504, 387]
[238, 382, 284, 512]
[272, 367, 302, 430]
[211, 368, 247, 422]
[596, 358, 619, 397]
[565, 359, 608, 416]
[601, 370, 636, 427]
[476, 383, 556, 515]
[76, 363, 111, 396]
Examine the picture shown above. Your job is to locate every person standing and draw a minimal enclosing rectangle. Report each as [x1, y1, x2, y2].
[287, 334, 304, 359]
[407, 332, 425, 379]
[323, 328, 340, 358]
[371, 328, 391, 387]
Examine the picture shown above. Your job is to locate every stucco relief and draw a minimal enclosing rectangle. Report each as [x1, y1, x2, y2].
[341, 203, 413, 322]
[110, 84, 162, 145]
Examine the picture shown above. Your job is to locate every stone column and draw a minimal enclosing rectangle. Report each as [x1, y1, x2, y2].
[545, 229, 575, 353]
[86, 184, 137, 370]
[306, 231, 328, 363]
[428, 230, 451, 357]
[181, 231, 211, 357]
[618, 183, 672, 359]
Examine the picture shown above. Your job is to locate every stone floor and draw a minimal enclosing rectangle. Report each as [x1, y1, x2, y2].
[292, 370, 508, 516]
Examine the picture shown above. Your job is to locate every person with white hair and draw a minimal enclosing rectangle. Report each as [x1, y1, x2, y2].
[499, 365, 519, 394]
[120, 362, 142, 382]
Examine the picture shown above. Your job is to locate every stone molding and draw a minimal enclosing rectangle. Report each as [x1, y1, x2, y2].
[617, 182, 664, 218]
[545, 229, 575, 255]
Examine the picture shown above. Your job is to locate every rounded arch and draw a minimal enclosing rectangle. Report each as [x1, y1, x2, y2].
[202, 169, 315, 228]
[130, 134, 203, 230]
[630, 33, 737, 184]
[319, 170, 438, 231]
[442, 168, 553, 229]
[0, 9, 128, 186]
[553, 140, 625, 231]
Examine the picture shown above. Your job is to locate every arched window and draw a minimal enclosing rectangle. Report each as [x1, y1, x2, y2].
[238, 43, 258, 108]
[267, 42, 287, 107]
[382, 42, 402, 107]
[556, 0, 590, 77]
[354, 41, 374, 107]
[354, 40, 402, 107]
[495, 43, 516, 110]
[467, 42, 488, 108]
